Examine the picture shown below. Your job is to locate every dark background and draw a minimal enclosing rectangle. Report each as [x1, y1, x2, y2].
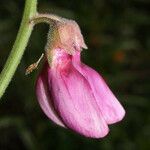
[0, 0, 150, 150]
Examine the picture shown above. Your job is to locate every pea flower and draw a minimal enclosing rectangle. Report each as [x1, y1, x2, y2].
[36, 15, 125, 138]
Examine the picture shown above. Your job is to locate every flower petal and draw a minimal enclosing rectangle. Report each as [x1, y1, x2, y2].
[36, 63, 65, 127]
[73, 54, 125, 124]
[49, 62, 109, 138]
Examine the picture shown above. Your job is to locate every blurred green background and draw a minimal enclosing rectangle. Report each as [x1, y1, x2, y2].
[0, 0, 150, 150]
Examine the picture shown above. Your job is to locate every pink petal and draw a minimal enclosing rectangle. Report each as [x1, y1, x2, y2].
[49, 62, 109, 138]
[73, 53, 125, 124]
[36, 63, 65, 127]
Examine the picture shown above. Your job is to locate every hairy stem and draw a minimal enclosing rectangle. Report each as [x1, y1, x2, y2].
[0, 0, 37, 99]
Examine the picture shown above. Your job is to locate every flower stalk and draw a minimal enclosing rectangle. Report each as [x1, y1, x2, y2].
[0, 0, 37, 99]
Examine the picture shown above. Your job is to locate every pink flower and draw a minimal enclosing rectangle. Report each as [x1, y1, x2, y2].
[72, 52, 125, 125]
[35, 17, 125, 138]
[36, 48, 125, 138]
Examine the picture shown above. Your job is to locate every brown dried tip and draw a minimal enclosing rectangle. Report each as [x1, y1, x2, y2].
[25, 53, 44, 75]
[25, 63, 38, 75]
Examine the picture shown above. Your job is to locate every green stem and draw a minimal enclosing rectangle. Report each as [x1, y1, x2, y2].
[0, 0, 37, 99]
